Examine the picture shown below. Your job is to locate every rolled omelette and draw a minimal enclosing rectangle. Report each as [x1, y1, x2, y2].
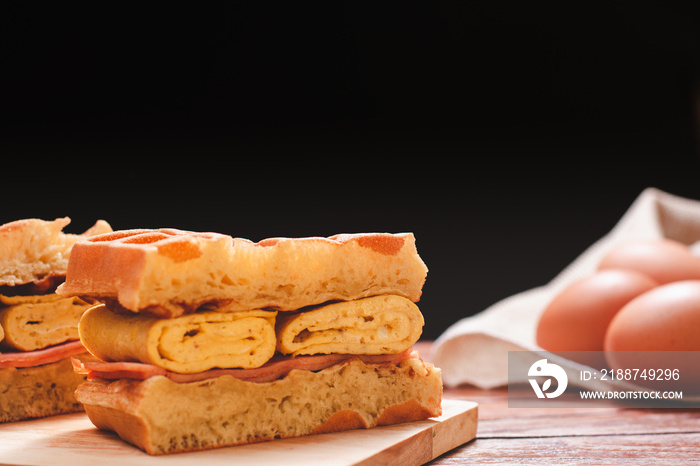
[0, 294, 92, 351]
[276, 295, 424, 356]
[79, 304, 277, 373]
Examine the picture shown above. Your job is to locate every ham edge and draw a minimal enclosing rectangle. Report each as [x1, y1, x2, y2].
[0, 340, 86, 369]
[72, 347, 420, 384]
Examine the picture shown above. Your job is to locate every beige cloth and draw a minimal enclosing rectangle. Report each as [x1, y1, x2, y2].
[433, 188, 700, 388]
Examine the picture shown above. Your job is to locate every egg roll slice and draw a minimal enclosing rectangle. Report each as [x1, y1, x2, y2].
[276, 295, 424, 356]
[79, 304, 277, 374]
[0, 294, 91, 351]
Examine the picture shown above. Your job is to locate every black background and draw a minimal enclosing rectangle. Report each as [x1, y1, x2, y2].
[2, 2, 699, 339]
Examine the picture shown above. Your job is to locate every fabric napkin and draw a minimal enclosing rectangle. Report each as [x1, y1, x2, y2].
[432, 187, 700, 389]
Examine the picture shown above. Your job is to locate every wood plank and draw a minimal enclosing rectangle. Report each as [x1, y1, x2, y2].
[478, 408, 700, 438]
[430, 433, 700, 465]
[0, 399, 477, 466]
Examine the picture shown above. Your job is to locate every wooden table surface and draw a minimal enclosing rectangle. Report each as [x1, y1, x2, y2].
[418, 342, 700, 465]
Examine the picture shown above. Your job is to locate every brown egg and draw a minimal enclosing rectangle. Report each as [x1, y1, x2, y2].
[604, 280, 700, 393]
[598, 238, 700, 284]
[536, 269, 658, 367]
[605, 280, 700, 352]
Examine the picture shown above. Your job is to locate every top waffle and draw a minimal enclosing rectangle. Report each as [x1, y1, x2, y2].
[0, 217, 112, 287]
[57, 229, 428, 318]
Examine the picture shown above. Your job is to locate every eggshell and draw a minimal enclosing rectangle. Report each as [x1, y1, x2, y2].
[604, 280, 700, 352]
[604, 280, 700, 393]
[536, 269, 659, 361]
[598, 238, 700, 284]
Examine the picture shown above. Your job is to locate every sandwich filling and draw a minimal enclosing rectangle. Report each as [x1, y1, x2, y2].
[0, 294, 92, 351]
[276, 295, 424, 356]
[73, 347, 418, 383]
[79, 304, 278, 373]
[73, 295, 425, 383]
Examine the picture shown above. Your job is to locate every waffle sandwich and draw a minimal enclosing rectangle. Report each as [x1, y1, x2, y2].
[0, 217, 112, 422]
[58, 229, 442, 454]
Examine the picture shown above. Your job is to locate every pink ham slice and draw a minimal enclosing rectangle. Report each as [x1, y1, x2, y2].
[0, 340, 86, 368]
[72, 348, 419, 384]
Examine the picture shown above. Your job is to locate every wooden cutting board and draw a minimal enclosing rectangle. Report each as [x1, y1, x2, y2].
[0, 399, 477, 466]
